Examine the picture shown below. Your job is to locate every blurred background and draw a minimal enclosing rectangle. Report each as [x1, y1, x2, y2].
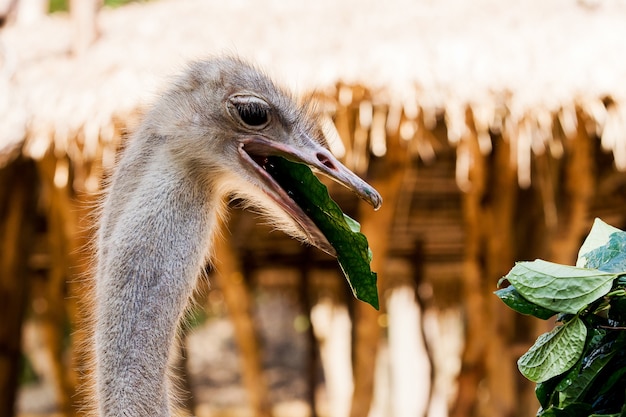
[1, 0, 626, 416]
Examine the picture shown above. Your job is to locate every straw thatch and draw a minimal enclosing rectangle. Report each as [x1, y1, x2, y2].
[2, 0, 626, 188]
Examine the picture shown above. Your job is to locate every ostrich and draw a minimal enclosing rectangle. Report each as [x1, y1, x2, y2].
[94, 57, 382, 417]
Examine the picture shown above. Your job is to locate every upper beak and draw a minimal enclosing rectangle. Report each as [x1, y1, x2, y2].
[241, 136, 382, 210]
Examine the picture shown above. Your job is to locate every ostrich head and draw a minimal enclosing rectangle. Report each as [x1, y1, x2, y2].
[145, 57, 381, 253]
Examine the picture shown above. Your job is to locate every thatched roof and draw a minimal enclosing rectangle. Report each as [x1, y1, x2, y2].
[2, 0, 626, 187]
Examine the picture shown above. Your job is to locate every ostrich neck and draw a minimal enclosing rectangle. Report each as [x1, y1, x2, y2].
[94, 138, 220, 417]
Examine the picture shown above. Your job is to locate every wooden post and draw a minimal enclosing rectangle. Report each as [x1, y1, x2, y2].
[350, 106, 408, 417]
[548, 108, 594, 264]
[32, 154, 77, 415]
[70, 0, 102, 55]
[0, 158, 38, 417]
[297, 248, 321, 417]
[453, 107, 521, 417]
[452, 110, 489, 417]
[482, 131, 518, 417]
[14, 0, 46, 25]
[213, 236, 272, 417]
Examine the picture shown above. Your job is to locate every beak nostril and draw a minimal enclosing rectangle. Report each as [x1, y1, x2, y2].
[317, 153, 336, 170]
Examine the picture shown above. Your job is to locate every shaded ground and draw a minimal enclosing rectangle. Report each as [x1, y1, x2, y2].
[186, 287, 313, 416]
[16, 283, 454, 417]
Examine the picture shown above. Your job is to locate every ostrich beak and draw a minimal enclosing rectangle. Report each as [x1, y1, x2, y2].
[239, 136, 382, 256]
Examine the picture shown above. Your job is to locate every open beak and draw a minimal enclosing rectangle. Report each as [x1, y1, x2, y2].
[238, 136, 382, 256]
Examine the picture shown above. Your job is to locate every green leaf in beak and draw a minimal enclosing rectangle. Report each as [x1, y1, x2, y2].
[265, 156, 379, 309]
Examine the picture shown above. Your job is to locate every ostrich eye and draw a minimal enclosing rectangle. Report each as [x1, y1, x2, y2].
[229, 95, 271, 128]
[237, 103, 269, 126]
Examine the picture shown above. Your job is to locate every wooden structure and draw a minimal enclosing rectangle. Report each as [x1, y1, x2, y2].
[2, 0, 626, 416]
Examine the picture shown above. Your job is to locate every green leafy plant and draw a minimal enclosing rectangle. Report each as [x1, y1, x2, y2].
[496, 219, 626, 416]
[266, 156, 379, 309]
